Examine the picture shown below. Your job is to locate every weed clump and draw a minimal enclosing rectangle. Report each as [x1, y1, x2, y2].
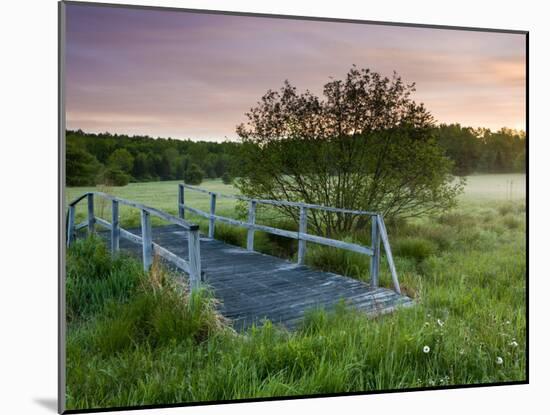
[66, 236, 145, 323]
[394, 237, 437, 262]
[214, 223, 247, 247]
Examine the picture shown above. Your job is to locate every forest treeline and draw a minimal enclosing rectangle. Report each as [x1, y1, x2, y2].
[66, 125, 526, 187]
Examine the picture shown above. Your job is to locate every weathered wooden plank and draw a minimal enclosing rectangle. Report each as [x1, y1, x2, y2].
[111, 200, 119, 254]
[119, 227, 142, 245]
[74, 221, 88, 231]
[67, 205, 76, 247]
[247, 200, 256, 251]
[68, 192, 90, 207]
[84, 221, 409, 331]
[298, 206, 307, 265]
[188, 228, 202, 291]
[87, 193, 95, 234]
[94, 217, 111, 229]
[90, 191, 198, 231]
[370, 215, 380, 288]
[182, 204, 371, 256]
[181, 184, 378, 216]
[209, 193, 217, 239]
[153, 244, 191, 274]
[377, 215, 401, 294]
[301, 233, 373, 256]
[181, 204, 210, 219]
[178, 183, 185, 219]
[141, 209, 153, 271]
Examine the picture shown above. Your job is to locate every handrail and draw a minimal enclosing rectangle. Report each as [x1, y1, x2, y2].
[66, 192, 203, 291]
[178, 184, 401, 294]
[69, 191, 199, 231]
[180, 184, 378, 216]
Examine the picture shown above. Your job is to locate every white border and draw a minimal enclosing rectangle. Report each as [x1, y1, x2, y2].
[1, 1, 544, 414]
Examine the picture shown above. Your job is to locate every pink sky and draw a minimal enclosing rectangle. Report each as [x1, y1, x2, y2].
[65, 4, 526, 141]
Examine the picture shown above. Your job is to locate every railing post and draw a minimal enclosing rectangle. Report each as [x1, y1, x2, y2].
[141, 209, 153, 271]
[67, 205, 76, 247]
[377, 215, 401, 294]
[188, 226, 202, 292]
[178, 184, 185, 219]
[247, 200, 257, 251]
[208, 192, 216, 239]
[298, 206, 308, 264]
[87, 193, 95, 234]
[111, 200, 119, 254]
[370, 214, 381, 288]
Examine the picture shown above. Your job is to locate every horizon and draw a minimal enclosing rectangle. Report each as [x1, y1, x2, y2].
[66, 123, 526, 144]
[65, 4, 527, 142]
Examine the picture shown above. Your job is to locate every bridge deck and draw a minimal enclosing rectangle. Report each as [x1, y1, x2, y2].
[90, 224, 413, 331]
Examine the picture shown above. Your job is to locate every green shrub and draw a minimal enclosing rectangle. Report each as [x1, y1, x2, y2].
[221, 172, 232, 184]
[184, 164, 204, 185]
[68, 242, 224, 356]
[262, 219, 298, 259]
[98, 167, 130, 186]
[90, 284, 222, 356]
[307, 245, 370, 280]
[502, 215, 521, 230]
[214, 223, 247, 246]
[393, 237, 437, 262]
[497, 203, 515, 216]
[436, 212, 476, 228]
[66, 236, 145, 322]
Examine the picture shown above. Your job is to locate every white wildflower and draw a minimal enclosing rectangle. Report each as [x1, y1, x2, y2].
[496, 356, 503, 365]
[509, 341, 518, 347]
[423, 345, 430, 353]
[437, 319, 444, 327]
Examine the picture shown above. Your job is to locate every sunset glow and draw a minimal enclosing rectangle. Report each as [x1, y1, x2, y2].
[65, 4, 527, 141]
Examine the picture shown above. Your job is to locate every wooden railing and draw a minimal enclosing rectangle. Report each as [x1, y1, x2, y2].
[178, 184, 401, 294]
[66, 192, 203, 291]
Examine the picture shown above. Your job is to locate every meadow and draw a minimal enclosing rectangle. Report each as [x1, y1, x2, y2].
[65, 173, 526, 410]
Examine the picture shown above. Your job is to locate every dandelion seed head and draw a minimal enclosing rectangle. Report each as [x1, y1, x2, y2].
[423, 345, 430, 353]
[496, 356, 503, 365]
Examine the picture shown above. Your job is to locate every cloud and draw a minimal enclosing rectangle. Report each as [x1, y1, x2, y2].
[65, 4, 526, 140]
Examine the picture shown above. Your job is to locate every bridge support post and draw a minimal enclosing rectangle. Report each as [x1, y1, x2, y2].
[188, 226, 202, 292]
[87, 193, 95, 234]
[377, 215, 401, 294]
[370, 215, 380, 288]
[247, 200, 257, 251]
[67, 205, 76, 247]
[141, 209, 153, 271]
[178, 184, 185, 219]
[208, 193, 216, 239]
[111, 200, 119, 255]
[298, 206, 308, 264]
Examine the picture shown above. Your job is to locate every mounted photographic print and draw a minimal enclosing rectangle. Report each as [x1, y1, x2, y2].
[58, 1, 528, 413]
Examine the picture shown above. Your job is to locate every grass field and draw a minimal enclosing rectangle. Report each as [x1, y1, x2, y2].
[65, 174, 526, 409]
[65, 173, 526, 229]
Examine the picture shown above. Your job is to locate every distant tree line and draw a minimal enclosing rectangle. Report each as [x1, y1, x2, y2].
[66, 124, 525, 187]
[66, 130, 239, 186]
[435, 124, 526, 176]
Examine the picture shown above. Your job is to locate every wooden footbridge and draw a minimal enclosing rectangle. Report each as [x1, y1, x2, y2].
[67, 184, 413, 330]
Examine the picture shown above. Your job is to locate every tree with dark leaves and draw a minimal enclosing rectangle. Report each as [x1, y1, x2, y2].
[235, 66, 464, 236]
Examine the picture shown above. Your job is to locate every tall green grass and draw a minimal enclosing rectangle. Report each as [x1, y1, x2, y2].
[66, 197, 526, 410]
